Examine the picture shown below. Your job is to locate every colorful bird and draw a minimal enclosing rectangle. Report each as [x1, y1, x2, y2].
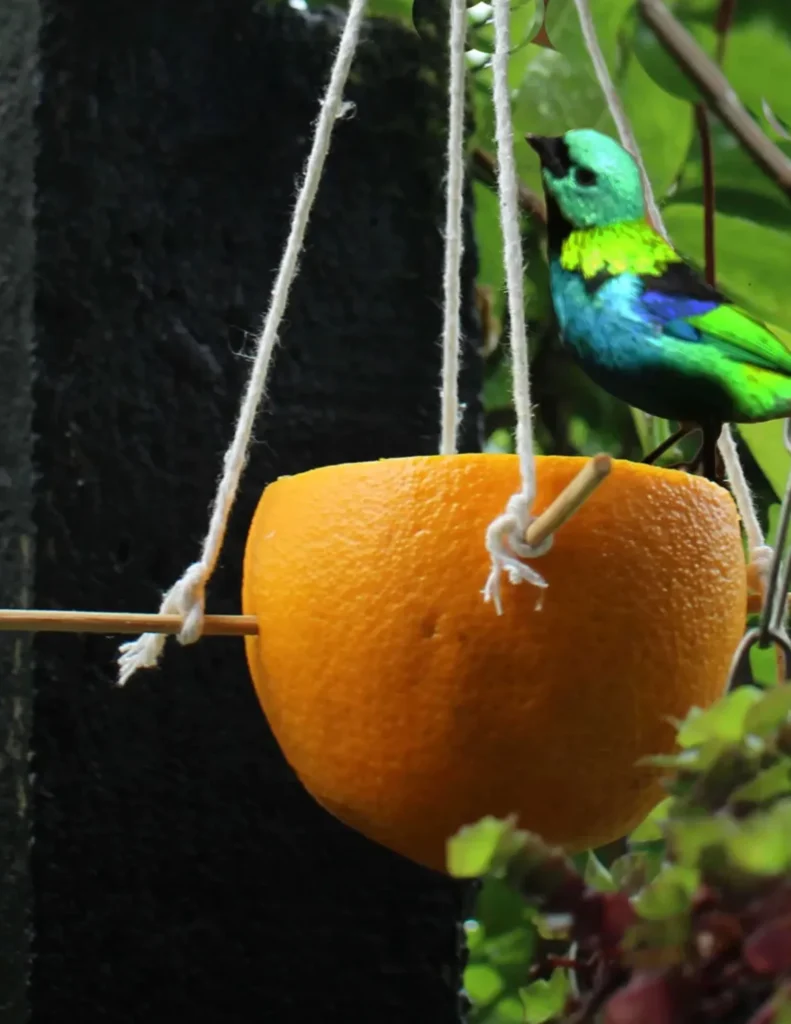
[526, 128, 791, 482]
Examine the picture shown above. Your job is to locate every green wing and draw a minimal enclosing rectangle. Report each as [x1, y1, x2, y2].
[684, 304, 791, 376]
[639, 256, 791, 376]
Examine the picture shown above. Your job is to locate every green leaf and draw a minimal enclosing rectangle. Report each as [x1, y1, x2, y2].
[617, 51, 694, 200]
[726, 798, 791, 874]
[335, 0, 416, 27]
[546, 0, 632, 67]
[465, 963, 505, 1007]
[622, 912, 690, 960]
[738, 420, 791, 503]
[630, 797, 673, 844]
[468, 0, 550, 169]
[468, 0, 545, 59]
[729, 758, 791, 806]
[486, 925, 537, 967]
[676, 124, 791, 231]
[490, 995, 531, 1023]
[662, 205, 791, 332]
[634, 864, 700, 920]
[669, 814, 732, 867]
[512, 0, 649, 195]
[744, 684, 791, 737]
[750, 641, 782, 689]
[486, 428, 516, 454]
[511, 47, 613, 194]
[474, 180, 505, 295]
[584, 850, 617, 891]
[448, 816, 525, 878]
[610, 850, 655, 893]
[626, 4, 717, 104]
[775, 988, 791, 1024]
[520, 968, 569, 1024]
[722, 16, 791, 129]
[465, 918, 486, 955]
[483, 359, 513, 411]
[641, 747, 708, 771]
[534, 912, 572, 941]
[476, 876, 531, 937]
[676, 687, 764, 748]
[543, 0, 697, 203]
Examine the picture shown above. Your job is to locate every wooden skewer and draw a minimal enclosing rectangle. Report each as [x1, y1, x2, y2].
[0, 611, 260, 637]
[0, 456, 614, 638]
[525, 452, 613, 548]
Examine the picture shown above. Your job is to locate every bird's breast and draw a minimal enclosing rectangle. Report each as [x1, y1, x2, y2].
[549, 264, 656, 370]
[547, 263, 683, 417]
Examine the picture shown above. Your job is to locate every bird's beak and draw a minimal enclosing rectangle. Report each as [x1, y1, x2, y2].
[525, 134, 568, 178]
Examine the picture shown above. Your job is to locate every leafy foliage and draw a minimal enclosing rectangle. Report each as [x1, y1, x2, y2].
[285, 0, 790, 510]
[275, 0, 791, 1013]
[450, 683, 791, 1023]
[467, 0, 791, 530]
[450, 7, 790, 1018]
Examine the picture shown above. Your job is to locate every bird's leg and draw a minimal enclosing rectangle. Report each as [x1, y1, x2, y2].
[642, 422, 697, 466]
[657, 421, 725, 482]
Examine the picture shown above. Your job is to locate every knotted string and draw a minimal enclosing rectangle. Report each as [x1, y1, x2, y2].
[482, 0, 552, 614]
[117, 0, 369, 685]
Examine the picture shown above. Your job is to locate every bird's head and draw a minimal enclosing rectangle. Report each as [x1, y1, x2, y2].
[527, 129, 645, 231]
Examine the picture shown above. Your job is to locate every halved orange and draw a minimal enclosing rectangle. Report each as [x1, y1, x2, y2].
[242, 454, 746, 873]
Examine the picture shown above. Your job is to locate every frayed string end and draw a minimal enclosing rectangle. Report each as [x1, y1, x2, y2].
[116, 562, 206, 686]
[483, 494, 551, 614]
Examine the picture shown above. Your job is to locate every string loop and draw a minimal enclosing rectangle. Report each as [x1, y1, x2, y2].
[116, 0, 369, 685]
[482, 0, 550, 610]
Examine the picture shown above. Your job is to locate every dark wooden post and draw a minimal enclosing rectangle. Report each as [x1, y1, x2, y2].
[30, 1, 482, 1021]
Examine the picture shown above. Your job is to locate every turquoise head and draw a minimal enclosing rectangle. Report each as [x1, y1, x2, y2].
[527, 129, 645, 231]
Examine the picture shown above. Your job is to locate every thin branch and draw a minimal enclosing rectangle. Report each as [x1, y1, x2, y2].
[471, 147, 547, 224]
[714, 0, 737, 63]
[639, 0, 791, 198]
[693, 0, 735, 288]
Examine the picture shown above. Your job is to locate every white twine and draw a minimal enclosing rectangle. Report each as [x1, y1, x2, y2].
[117, 0, 368, 686]
[573, 0, 770, 586]
[719, 425, 772, 584]
[438, 0, 469, 455]
[572, 0, 668, 241]
[482, 0, 551, 614]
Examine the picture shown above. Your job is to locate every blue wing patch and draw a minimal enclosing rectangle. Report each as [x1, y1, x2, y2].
[639, 290, 719, 343]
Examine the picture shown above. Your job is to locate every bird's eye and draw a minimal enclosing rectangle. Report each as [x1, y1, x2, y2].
[575, 167, 597, 187]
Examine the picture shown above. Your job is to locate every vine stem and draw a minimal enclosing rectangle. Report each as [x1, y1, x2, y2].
[639, 0, 791, 198]
[694, 0, 736, 288]
[471, 148, 547, 224]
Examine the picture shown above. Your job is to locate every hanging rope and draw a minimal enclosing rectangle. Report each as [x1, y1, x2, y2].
[719, 424, 772, 585]
[482, 0, 552, 614]
[439, 0, 469, 455]
[571, 0, 668, 241]
[573, 0, 771, 587]
[117, 0, 368, 686]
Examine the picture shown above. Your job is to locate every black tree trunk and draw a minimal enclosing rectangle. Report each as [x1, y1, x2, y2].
[28, 1, 483, 1021]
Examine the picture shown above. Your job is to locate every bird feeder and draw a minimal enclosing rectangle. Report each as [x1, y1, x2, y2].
[0, 0, 760, 877]
[241, 453, 746, 872]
